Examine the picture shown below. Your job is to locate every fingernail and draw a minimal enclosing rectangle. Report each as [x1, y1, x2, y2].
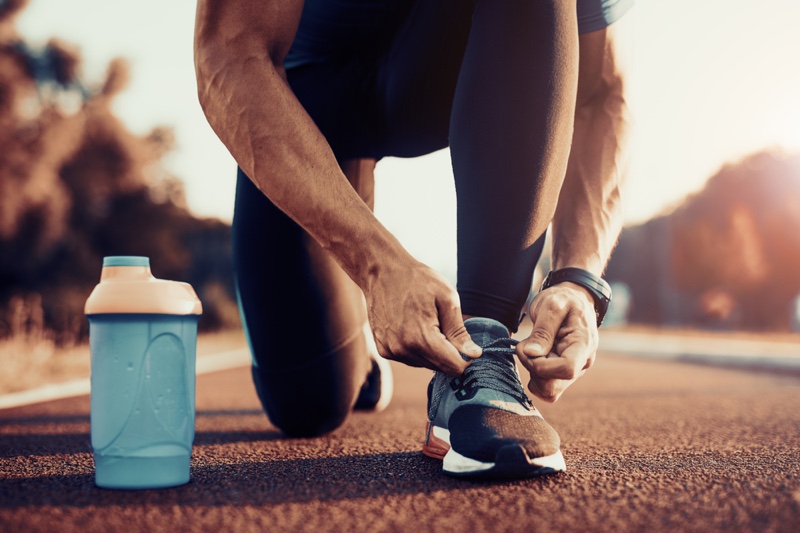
[525, 342, 544, 356]
[465, 341, 482, 356]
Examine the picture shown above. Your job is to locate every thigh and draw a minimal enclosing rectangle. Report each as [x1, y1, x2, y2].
[287, 59, 376, 160]
[286, 0, 476, 160]
[375, 0, 476, 157]
[232, 169, 364, 369]
[286, 0, 412, 160]
[285, 0, 408, 70]
[231, 169, 327, 369]
[232, 169, 372, 437]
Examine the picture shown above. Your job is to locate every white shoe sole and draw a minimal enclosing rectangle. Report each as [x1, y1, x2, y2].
[370, 351, 393, 412]
[428, 425, 566, 478]
[361, 321, 393, 412]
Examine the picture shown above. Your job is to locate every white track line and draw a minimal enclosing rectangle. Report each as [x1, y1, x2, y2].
[0, 348, 251, 411]
[600, 333, 800, 371]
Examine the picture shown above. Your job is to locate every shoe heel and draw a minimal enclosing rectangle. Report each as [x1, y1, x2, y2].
[421, 421, 450, 460]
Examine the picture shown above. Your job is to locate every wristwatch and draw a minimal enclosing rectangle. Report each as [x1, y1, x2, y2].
[540, 268, 613, 327]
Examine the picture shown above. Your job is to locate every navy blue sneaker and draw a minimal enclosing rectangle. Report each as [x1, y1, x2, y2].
[422, 318, 565, 478]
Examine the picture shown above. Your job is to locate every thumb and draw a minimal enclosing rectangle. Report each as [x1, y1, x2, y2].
[437, 295, 482, 359]
[519, 312, 562, 358]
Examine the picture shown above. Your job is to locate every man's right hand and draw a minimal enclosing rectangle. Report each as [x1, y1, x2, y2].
[363, 259, 482, 376]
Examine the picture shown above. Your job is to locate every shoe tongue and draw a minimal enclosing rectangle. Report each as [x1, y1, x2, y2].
[464, 317, 510, 348]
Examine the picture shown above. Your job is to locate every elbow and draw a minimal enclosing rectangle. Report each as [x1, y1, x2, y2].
[194, 59, 209, 114]
[195, 60, 217, 118]
[603, 73, 632, 131]
[194, 36, 286, 120]
[193, 40, 244, 124]
[193, 34, 220, 117]
[577, 69, 629, 120]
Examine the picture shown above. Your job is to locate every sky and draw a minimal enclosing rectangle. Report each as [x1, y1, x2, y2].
[15, 0, 800, 276]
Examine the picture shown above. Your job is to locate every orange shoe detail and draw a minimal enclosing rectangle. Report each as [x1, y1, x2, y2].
[421, 421, 450, 460]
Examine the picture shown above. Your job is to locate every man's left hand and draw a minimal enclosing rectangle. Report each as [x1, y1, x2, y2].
[515, 282, 599, 402]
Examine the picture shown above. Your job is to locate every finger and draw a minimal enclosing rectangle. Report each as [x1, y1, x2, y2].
[518, 308, 565, 358]
[397, 352, 434, 370]
[387, 349, 446, 372]
[582, 350, 596, 371]
[530, 351, 589, 382]
[527, 376, 565, 403]
[530, 347, 588, 381]
[425, 330, 471, 376]
[516, 347, 554, 374]
[437, 292, 482, 359]
[374, 336, 391, 360]
[530, 357, 579, 380]
[376, 336, 441, 371]
[530, 331, 591, 375]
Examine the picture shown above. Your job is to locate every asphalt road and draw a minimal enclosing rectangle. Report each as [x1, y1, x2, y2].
[1, 352, 799, 532]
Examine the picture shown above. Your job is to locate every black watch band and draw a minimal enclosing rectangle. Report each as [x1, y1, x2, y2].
[540, 268, 612, 327]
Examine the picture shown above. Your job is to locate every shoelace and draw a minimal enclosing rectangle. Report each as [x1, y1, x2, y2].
[450, 338, 532, 408]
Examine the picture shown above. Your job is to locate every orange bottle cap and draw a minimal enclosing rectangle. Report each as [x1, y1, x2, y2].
[85, 256, 203, 316]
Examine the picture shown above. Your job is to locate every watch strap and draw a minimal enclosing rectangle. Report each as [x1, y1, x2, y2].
[540, 268, 612, 327]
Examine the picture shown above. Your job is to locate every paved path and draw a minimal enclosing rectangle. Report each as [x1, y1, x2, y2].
[1, 351, 799, 532]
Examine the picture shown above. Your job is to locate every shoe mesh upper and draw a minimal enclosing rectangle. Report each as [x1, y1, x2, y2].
[428, 321, 532, 422]
[455, 338, 531, 407]
[425, 318, 562, 472]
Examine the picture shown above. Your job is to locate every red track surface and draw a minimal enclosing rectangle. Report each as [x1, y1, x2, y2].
[2, 352, 799, 532]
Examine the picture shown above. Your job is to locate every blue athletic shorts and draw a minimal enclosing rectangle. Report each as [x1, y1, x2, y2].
[577, 0, 634, 34]
[285, 0, 634, 70]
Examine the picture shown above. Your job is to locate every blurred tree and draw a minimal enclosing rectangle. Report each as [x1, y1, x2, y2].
[0, 0, 236, 343]
[607, 150, 800, 331]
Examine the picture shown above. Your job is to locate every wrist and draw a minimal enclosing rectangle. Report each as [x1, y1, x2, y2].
[339, 226, 414, 291]
[551, 256, 603, 278]
[558, 281, 595, 309]
[540, 267, 612, 327]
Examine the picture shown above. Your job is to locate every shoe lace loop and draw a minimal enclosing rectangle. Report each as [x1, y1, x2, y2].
[452, 338, 531, 408]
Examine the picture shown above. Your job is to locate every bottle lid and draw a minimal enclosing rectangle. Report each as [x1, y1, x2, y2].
[85, 256, 203, 316]
[102, 256, 150, 267]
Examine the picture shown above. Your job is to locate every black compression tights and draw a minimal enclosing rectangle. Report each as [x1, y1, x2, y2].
[233, 0, 578, 436]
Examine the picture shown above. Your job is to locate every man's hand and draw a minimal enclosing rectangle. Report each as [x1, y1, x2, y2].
[515, 282, 598, 402]
[364, 259, 482, 376]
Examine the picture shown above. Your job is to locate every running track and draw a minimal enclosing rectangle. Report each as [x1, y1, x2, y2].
[1, 351, 799, 532]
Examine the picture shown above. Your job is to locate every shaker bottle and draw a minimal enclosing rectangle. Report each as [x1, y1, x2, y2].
[84, 256, 202, 489]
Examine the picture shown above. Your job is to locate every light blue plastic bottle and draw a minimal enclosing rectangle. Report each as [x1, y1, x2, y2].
[85, 256, 202, 489]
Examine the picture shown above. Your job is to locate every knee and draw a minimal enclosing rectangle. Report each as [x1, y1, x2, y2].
[268, 396, 351, 438]
[252, 365, 354, 437]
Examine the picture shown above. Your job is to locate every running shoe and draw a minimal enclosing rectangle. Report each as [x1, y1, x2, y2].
[354, 325, 393, 412]
[422, 317, 565, 478]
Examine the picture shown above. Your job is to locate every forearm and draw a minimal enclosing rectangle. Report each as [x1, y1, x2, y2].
[551, 22, 631, 278]
[521, 79, 629, 396]
[194, 2, 410, 288]
[552, 90, 630, 276]
[522, 25, 631, 400]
